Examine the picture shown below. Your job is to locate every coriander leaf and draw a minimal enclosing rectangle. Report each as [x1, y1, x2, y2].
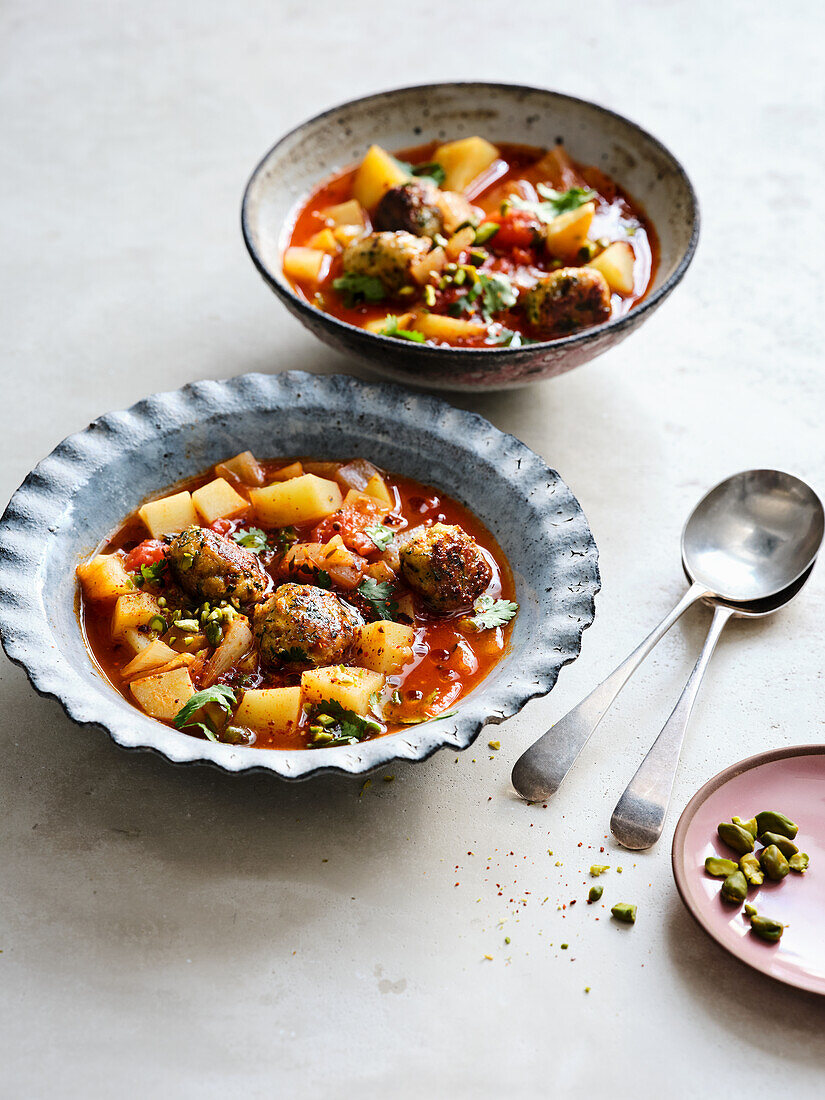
[486, 326, 534, 348]
[357, 577, 398, 621]
[308, 699, 383, 748]
[478, 272, 517, 320]
[368, 691, 383, 719]
[395, 710, 457, 726]
[315, 570, 332, 590]
[510, 185, 597, 225]
[138, 559, 167, 586]
[467, 595, 519, 630]
[411, 161, 446, 186]
[332, 273, 386, 308]
[278, 646, 310, 663]
[380, 315, 426, 343]
[276, 526, 297, 552]
[173, 685, 237, 740]
[232, 527, 268, 554]
[366, 523, 394, 551]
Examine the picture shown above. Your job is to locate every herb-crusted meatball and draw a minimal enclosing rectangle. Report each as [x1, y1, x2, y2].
[342, 231, 430, 295]
[168, 526, 267, 606]
[523, 267, 611, 337]
[374, 181, 444, 239]
[253, 583, 364, 667]
[399, 523, 492, 613]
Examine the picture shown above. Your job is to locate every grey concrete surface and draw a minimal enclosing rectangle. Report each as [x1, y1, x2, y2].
[2, 2, 824, 1097]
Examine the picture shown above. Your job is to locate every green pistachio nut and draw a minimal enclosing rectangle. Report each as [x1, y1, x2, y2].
[732, 816, 759, 838]
[720, 870, 749, 904]
[757, 832, 798, 858]
[611, 902, 636, 924]
[705, 856, 739, 878]
[739, 852, 764, 886]
[789, 852, 809, 873]
[589, 865, 609, 877]
[717, 821, 755, 854]
[588, 885, 604, 903]
[749, 914, 784, 943]
[759, 844, 790, 881]
[744, 903, 758, 919]
[754, 811, 798, 840]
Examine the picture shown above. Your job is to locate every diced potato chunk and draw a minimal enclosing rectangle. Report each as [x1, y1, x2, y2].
[411, 313, 487, 341]
[333, 224, 363, 248]
[249, 473, 342, 526]
[544, 202, 595, 262]
[77, 554, 134, 601]
[268, 461, 304, 481]
[191, 477, 249, 524]
[214, 450, 265, 487]
[301, 665, 385, 715]
[307, 228, 340, 255]
[364, 473, 393, 507]
[121, 627, 153, 655]
[445, 226, 475, 260]
[283, 246, 328, 284]
[324, 199, 365, 227]
[410, 245, 447, 286]
[352, 144, 410, 211]
[364, 312, 414, 335]
[353, 621, 415, 674]
[532, 145, 580, 189]
[111, 592, 162, 639]
[588, 241, 636, 294]
[121, 638, 180, 680]
[129, 666, 195, 720]
[139, 491, 198, 538]
[434, 136, 499, 193]
[235, 686, 302, 736]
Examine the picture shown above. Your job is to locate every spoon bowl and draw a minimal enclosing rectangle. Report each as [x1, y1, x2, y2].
[682, 470, 824, 603]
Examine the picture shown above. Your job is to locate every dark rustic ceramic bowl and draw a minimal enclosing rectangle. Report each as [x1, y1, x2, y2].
[0, 372, 599, 779]
[242, 82, 699, 392]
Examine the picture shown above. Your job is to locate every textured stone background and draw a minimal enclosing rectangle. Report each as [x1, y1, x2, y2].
[1, 2, 823, 1096]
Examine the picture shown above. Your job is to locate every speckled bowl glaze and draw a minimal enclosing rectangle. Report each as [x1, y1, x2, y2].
[242, 82, 699, 392]
[0, 372, 599, 779]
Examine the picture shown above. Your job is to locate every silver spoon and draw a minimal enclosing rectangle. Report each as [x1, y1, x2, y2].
[511, 470, 824, 803]
[610, 562, 816, 850]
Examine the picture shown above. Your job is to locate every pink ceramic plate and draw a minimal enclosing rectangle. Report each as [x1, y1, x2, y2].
[672, 746, 825, 995]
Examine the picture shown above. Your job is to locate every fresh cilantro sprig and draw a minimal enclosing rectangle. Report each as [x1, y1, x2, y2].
[276, 526, 298, 553]
[174, 685, 237, 742]
[486, 326, 535, 348]
[393, 157, 447, 187]
[315, 569, 332, 590]
[357, 577, 398, 620]
[134, 558, 167, 587]
[466, 594, 519, 630]
[380, 315, 425, 343]
[366, 524, 394, 551]
[278, 646, 310, 663]
[509, 185, 597, 225]
[332, 273, 386, 307]
[232, 527, 268, 554]
[449, 272, 517, 322]
[307, 699, 383, 748]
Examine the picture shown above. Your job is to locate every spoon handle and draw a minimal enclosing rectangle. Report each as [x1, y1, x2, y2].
[511, 581, 709, 802]
[610, 602, 735, 850]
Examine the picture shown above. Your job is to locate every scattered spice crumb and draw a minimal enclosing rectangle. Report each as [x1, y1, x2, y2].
[488, 740, 500, 750]
[359, 779, 371, 798]
[383, 775, 395, 783]
[484, 954, 493, 961]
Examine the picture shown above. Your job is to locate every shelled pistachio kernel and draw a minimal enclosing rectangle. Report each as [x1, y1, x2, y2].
[749, 914, 785, 943]
[717, 821, 755, 854]
[754, 810, 798, 840]
[705, 856, 739, 878]
[589, 865, 609, 877]
[789, 852, 809, 873]
[759, 844, 790, 881]
[739, 852, 764, 885]
[720, 870, 748, 904]
[732, 815, 758, 838]
[757, 832, 798, 859]
[611, 902, 636, 924]
[588, 885, 603, 903]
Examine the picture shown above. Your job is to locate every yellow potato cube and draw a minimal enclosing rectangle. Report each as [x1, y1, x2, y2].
[411, 313, 487, 341]
[544, 202, 595, 262]
[352, 144, 410, 211]
[410, 245, 447, 285]
[192, 477, 249, 524]
[333, 224, 364, 248]
[268, 461, 304, 481]
[111, 592, 162, 639]
[588, 241, 636, 294]
[214, 450, 265, 487]
[235, 686, 302, 736]
[364, 473, 393, 507]
[301, 665, 385, 715]
[121, 627, 153, 655]
[325, 199, 366, 227]
[307, 228, 340, 255]
[353, 621, 416, 674]
[249, 473, 342, 526]
[138, 491, 198, 538]
[283, 246, 328, 284]
[77, 554, 134, 601]
[445, 226, 475, 260]
[121, 638, 179, 680]
[434, 136, 500, 193]
[129, 666, 195, 720]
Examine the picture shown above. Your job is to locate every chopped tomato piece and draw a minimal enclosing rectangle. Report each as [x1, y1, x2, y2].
[312, 504, 383, 556]
[489, 209, 541, 251]
[209, 519, 233, 536]
[124, 540, 168, 572]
